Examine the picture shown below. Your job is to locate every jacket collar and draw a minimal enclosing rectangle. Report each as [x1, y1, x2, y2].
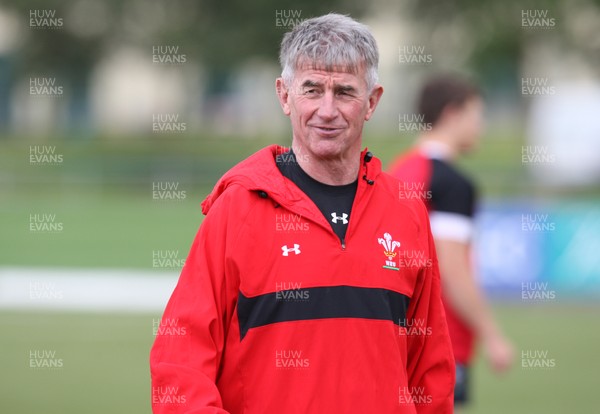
[201, 145, 381, 217]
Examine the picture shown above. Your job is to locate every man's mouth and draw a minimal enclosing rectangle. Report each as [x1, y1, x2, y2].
[311, 125, 344, 134]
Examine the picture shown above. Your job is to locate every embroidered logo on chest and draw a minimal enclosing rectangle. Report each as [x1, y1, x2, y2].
[377, 232, 400, 271]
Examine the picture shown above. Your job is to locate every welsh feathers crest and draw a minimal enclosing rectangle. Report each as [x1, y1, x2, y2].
[378, 232, 400, 259]
[378, 232, 401, 271]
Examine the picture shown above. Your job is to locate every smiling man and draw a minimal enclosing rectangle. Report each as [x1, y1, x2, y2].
[150, 14, 455, 413]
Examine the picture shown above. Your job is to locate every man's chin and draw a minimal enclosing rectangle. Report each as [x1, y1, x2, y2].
[305, 142, 342, 159]
[463, 139, 480, 151]
[459, 144, 477, 156]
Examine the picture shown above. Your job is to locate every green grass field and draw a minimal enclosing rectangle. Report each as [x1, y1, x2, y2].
[1, 305, 598, 413]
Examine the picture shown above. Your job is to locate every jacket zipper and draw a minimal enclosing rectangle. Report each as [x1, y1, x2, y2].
[267, 159, 372, 252]
[338, 167, 372, 252]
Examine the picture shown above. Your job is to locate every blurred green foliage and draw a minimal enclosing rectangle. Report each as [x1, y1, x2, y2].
[5, 0, 368, 94]
[6, 0, 599, 99]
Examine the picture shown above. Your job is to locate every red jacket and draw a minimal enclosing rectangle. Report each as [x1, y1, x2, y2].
[150, 145, 455, 413]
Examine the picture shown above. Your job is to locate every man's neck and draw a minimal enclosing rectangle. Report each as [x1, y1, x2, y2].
[292, 144, 360, 186]
[416, 131, 458, 161]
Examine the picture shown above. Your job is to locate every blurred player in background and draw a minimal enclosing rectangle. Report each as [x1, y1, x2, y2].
[389, 75, 514, 410]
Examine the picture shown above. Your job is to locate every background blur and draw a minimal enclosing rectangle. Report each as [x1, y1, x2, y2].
[1, 0, 599, 413]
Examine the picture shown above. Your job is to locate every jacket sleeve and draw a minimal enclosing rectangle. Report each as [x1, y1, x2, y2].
[150, 192, 240, 414]
[405, 206, 456, 413]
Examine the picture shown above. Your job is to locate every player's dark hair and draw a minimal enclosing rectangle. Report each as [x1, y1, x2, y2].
[417, 75, 481, 127]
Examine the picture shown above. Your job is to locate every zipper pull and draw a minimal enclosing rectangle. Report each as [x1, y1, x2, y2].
[341, 238, 346, 250]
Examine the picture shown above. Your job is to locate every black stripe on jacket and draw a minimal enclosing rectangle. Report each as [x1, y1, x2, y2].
[237, 285, 410, 340]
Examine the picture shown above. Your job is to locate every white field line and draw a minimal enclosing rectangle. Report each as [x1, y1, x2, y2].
[0, 267, 179, 313]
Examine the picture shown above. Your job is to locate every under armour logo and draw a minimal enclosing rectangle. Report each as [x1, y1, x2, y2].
[281, 244, 301, 256]
[331, 212, 348, 224]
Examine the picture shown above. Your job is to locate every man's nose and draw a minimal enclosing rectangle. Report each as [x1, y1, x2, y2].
[316, 91, 339, 120]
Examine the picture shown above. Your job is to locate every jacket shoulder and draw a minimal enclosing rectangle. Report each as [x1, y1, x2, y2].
[203, 183, 265, 223]
[377, 171, 430, 222]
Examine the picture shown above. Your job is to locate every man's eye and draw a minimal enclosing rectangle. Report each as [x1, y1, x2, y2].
[304, 89, 318, 95]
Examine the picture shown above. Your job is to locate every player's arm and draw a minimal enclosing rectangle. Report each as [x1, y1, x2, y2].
[150, 191, 240, 414]
[434, 227, 513, 373]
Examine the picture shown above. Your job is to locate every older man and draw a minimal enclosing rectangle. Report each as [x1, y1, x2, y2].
[150, 14, 454, 413]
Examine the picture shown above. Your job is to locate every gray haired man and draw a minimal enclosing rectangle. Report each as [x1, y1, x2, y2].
[150, 13, 455, 413]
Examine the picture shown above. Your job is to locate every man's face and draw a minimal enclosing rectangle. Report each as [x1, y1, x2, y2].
[454, 96, 484, 153]
[276, 64, 383, 161]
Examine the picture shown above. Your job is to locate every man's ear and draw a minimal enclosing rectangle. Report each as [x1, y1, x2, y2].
[438, 103, 461, 125]
[276, 78, 291, 116]
[364, 84, 384, 121]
